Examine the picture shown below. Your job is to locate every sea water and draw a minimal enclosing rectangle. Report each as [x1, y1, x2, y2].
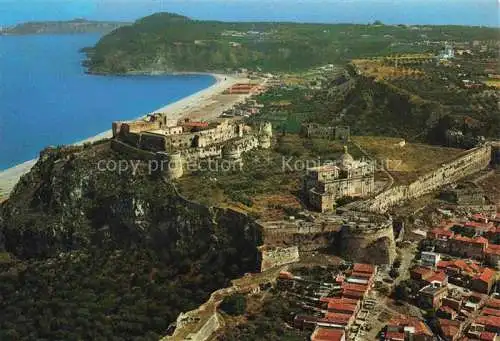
[0, 33, 215, 169]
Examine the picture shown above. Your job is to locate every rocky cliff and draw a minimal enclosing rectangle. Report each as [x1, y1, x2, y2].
[0, 141, 262, 340]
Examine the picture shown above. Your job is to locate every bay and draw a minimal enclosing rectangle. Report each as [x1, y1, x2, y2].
[0, 33, 215, 169]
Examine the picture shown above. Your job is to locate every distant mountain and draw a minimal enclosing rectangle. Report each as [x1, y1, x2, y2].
[0, 19, 129, 35]
[83, 12, 499, 75]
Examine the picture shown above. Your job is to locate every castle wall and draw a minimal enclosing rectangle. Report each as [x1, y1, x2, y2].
[110, 139, 157, 160]
[361, 144, 492, 213]
[139, 132, 168, 152]
[184, 313, 221, 341]
[340, 224, 396, 264]
[260, 246, 300, 271]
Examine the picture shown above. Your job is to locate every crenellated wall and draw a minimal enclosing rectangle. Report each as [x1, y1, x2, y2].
[359, 144, 493, 213]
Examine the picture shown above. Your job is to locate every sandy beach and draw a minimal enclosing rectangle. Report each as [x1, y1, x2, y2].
[0, 73, 247, 199]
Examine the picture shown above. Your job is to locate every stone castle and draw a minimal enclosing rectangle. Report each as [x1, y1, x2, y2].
[112, 113, 272, 179]
[304, 146, 375, 212]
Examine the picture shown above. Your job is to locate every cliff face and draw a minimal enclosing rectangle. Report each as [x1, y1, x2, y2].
[1, 142, 261, 261]
[0, 142, 263, 339]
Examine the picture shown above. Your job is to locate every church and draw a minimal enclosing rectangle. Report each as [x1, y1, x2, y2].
[304, 146, 376, 212]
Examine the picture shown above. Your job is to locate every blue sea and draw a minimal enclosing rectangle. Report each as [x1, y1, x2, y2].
[0, 1, 497, 169]
[0, 34, 215, 170]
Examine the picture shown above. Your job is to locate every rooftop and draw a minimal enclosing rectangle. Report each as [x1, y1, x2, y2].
[353, 263, 376, 274]
[311, 327, 345, 341]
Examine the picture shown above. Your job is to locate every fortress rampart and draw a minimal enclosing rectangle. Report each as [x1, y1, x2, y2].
[359, 144, 493, 213]
[259, 245, 300, 272]
[340, 221, 396, 265]
[112, 117, 272, 179]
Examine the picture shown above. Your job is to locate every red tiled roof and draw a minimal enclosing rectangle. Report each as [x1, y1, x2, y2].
[465, 221, 494, 230]
[353, 263, 375, 274]
[475, 315, 500, 328]
[324, 312, 353, 324]
[474, 268, 496, 283]
[182, 121, 209, 128]
[472, 213, 488, 221]
[438, 259, 483, 275]
[342, 283, 368, 292]
[385, 331, 405, 340]
[311, 327, 345, 341]
[474, 236, 490, 244]
[482, 307, 500, 317]
[438, 319, 461, 339]
[387, 316, 433, 336]
[486, 244, 500, 256]
[279, 271, 294, 280]
[342, 290, 364, 299]
[426, 271, 448, 284]
[439, 306, 457, 316]
[321, 297, 359, 305]
[486, 298, 500, 309]
[480, 332, 497, 341]
[411, 266, 433, 277]
[327, 302, 357, 314]
[428, 227, 454, 238]
[452, 234, 489, 245]
[351, 271, 373, 279]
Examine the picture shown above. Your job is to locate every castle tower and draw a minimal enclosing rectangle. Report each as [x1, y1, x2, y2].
[166, 152, 184, 179]
[259, 122, 273, 149]
[222, 143, 243, 169]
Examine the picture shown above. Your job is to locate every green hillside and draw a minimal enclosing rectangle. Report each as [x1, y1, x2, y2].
[83, 12, 499, 74]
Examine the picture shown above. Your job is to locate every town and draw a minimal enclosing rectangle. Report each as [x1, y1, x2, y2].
[1, 14, 499, 341]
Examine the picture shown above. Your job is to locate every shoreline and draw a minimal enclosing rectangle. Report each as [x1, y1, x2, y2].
[0, 73, 243, 199]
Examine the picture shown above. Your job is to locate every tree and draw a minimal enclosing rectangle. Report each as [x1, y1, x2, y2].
[219, 294, 247, 316]
[389, 268, 400, 279]
[394, 283, 409, 301]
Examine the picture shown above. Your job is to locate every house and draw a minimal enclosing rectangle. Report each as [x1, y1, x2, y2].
[437, 306, 459, 320]
[437, 259, 483, 285]
[464, 293, 486, 312]
[482, 307, 500, 317]
[323, 312, 355, 329]
[485, 244, 500, 270]
[471, 315, 500, 334]
[449, 235, 488, 259]
[294, 315, 319, 330]
[384, 316, 434, 341]
[410, 267, 448, 287]
[326, 302, 358, 315]
[310, 327, 345, 341]
[471, 268, 496, 294]
[438, 318, 464, 341]
[419, 284, 448, 309]
[463, 221, 495, 236]
[411, 267, 434, 281]
[348, 264, 376, 285]
[421, 251, 441, 267]
[485, 297, 500, 310]
[443, 295, 463, 312]
[478, 332, 498, 341]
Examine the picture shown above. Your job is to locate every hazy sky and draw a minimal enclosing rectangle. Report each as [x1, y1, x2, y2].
[1, 0, 498, 26]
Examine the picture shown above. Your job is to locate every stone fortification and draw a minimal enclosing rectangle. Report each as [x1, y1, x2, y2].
[339, 214, 396, 265]
[301, 123, 351, 141]
[304, 146, 375, 212]
[358, 144, 493, 213]
[259, 245, 300, 272]
[112, 115, 272, 179]
[258, 211, 396, 265]
[259, 216, 342, 252]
